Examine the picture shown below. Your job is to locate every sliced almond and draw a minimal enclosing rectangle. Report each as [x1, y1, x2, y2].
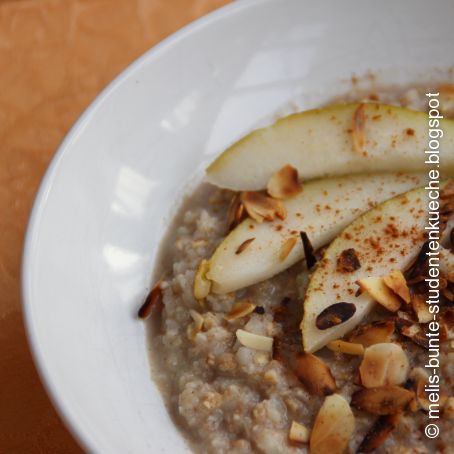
[224, 301, 256, 321]
[187, 309, 204, 339]
[227, 193, 246, 231]
[440, 309, 454, 341]
[267, 165, 303, 199]
[351, 386, 414, 415]
[326, 340, 364, 355]
[288, 421, 310, 443]
[315, 302, 356, 330]
[416, 376, 448, 411]
[357, 414, 400, 452]
[444, 397, 454, 419]
[352, 103, 366, 154]
[310, 394, 355, 454]
[359, 343, 409, 388]
[357, 277, 401, 312]
[279, 237, 298, 261]
[193, 259, 212, 302]
[236, 329, 273, 352]
[138, 279, 163, 319]
[240, 191, 287, 223]
[348, 320, 395, 347]
[383, 269, 411, 303]
[399, 323, 429, 349]
[235, 238, 255, 255]
[411, 294, 432, 323]
[294, 353, 336, 396]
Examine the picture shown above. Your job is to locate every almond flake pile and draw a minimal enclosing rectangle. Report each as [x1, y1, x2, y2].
[267, 164, 303, 199]
[240, 191, 287, 223]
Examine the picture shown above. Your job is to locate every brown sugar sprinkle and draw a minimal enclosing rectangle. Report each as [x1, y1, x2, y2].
[405, 128, 415, 136]
[279, 237, 298, 261]
[352, 103, 367, 154]
[138, 279, 163, 319]
[235, 238, 255, 255]
[315, 302, 356, 330]
[241, 191, 287, 223]
[336, 248, 361, 273]
[267, 165, 303, 199]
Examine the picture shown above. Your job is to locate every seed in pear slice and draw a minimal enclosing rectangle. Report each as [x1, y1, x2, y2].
[302, 185, 434, 353]
[206, 103, 454, 191]
[207, 173, 425, 294]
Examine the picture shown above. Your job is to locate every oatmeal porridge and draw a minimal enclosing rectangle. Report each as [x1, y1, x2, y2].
[140, 85, 454, 453]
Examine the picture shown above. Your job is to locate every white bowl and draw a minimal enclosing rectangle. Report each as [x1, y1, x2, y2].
[22, 0, 454, 452]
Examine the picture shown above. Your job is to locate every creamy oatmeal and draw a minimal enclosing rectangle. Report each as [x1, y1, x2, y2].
[140, 85, 454, 453]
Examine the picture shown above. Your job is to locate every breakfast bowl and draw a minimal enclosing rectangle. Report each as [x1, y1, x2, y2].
[22, 0, 454, 452]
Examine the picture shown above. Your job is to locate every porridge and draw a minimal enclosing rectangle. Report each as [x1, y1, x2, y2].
[140, 85, 454, 453]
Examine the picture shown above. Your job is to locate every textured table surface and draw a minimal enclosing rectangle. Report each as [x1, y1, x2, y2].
[0, 1, 229, 452]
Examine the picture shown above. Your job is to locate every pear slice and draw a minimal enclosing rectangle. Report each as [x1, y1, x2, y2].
[206, 103, 454, 191]
[207, 173, 425, 294]
[302, 184, 435, 353]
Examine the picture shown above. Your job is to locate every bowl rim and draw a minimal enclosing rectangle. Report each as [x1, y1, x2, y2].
[20, 0, 264, 451]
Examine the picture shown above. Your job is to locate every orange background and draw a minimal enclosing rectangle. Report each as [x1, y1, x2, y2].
[0, 1, 230, 452]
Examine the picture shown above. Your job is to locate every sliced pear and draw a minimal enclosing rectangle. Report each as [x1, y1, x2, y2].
[207, 103, 454, 190]
[207, 173, 425, 294]
[302, 185, 433, 353]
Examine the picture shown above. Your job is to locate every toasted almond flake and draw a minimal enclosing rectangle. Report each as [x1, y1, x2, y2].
[327, 340, 364, 355]
[399, 323, 429, 349]
[310, 394, 355, 454]
[241, 191, 287, 223]
[227, 193, 246, 231]
[359, 343, 409, 388]
[236, 329, 273, 352]
[279, 237, 298, 261]
[315, 302, 356, 330]
[187, 309, 204, 339]
[415, 376, 448, 411]
[193, 259, 212, 302]
[235, 237, 255, 255]
[411, 294, 432, 323]
[357, 277, 401, 312]
[288, 421, 310, 443]
[440, 309, 454, 340]
[383, 269, 411, 303]
[352, 103, 366, 154]
[351, 385, 414, 415]
[357, 414, 400, 452]
[348, 320, 395, 347]
[444, 397, 454, 419]
[294, 353, 336, 396]
[138, 279, 163, 319]
[267, 165, 303, 199]
[224, 301, 256, 321]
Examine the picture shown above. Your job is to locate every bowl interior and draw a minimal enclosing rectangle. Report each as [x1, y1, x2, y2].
[22, 0, 454, 452]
